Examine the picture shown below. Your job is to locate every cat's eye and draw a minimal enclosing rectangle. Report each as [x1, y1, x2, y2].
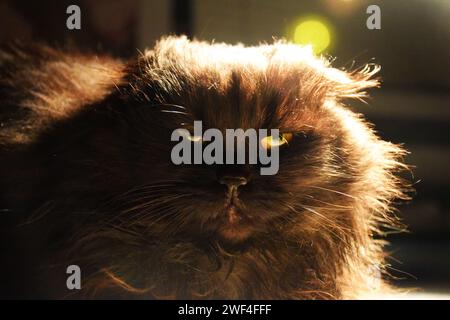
[186, 135, 202, 142]
[261, 133, 293, 149]
[177, 129, 203, 142]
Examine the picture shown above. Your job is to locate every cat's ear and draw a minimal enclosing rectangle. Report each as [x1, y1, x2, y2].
[323, 64, 381, 101]
[0, 43, 126, 146]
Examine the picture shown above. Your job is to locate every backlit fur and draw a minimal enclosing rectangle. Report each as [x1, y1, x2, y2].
[0, 36, 410, 299]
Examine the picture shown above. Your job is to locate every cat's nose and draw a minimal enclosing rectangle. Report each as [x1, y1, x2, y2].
[218, 176, 248, 190]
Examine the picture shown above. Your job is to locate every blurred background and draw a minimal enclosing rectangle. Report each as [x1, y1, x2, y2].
[0, 0, 449, 297]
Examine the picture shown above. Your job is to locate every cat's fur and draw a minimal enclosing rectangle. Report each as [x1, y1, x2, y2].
[0, 36, 409, 299]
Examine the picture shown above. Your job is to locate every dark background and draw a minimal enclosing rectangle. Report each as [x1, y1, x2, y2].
[0, 0, 449, 296]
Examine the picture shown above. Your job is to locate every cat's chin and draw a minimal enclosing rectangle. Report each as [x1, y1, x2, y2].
[217, 224, 254, 243]
[216, 205, 256, 243]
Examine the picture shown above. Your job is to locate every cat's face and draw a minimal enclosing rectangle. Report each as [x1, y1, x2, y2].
[154, 111, 340, 245]
[109, 53, 359, 246]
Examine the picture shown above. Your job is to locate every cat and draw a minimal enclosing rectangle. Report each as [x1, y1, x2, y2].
[0, 36, 410, 299]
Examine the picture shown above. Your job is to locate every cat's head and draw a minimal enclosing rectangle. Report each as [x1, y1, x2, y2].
[96, 36, 405, 247]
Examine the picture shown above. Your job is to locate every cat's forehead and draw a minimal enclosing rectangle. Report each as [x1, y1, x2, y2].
[168, 62, 334, 132]
[179, 71, 314, 131]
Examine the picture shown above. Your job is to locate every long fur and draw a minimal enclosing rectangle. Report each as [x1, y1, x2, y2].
[0, 36, 410, 299]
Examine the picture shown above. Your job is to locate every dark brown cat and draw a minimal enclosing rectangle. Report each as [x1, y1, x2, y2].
[0, 36, 409, 299]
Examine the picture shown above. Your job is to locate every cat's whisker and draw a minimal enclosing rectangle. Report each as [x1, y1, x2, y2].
[304, 195, 352, 209]
[299, 205, 353, 233]
[308, 186, 357, 199]
[100, 182, 185, 208]
[279, 200, 351, 242]
[160, 110, 188, 115]
[115, 202, 185, 228]
[165, 209, 199, 238]
[152, 103, 187, 110]
[121, 194, 186, 213]
[127, 201, 190, 227]
[116, 194, 197, 230]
